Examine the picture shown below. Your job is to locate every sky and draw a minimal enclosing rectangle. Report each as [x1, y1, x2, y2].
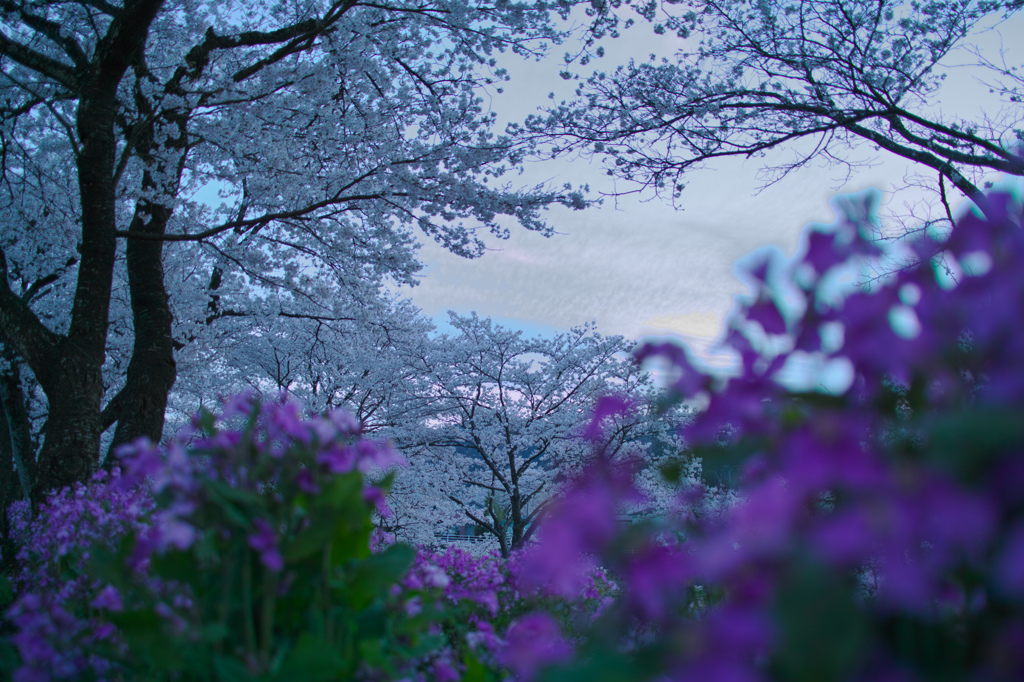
[397, 6, 1023, 371]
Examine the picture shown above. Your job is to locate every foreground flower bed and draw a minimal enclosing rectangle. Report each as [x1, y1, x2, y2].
[2, 190, 1024, 681]
[512, 191, 1024, 681]
[0, 395, 615, 681]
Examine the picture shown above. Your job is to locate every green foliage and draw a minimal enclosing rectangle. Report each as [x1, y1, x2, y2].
[20, 399, 460, 681]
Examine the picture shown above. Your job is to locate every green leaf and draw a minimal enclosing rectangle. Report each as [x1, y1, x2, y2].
[283, 510, 340, 562]
[536, 648, 648, 682]
[353, 604, 388, 640]
[924, 407, 1024, 478]
[462, 651, 497, 682]
[201, 623, 231, 643]
[0, 637, 21, 676]
[321, 472, 365, 511]
[150, 548, 199, 583]
[107, 610, 185, 670]
[213, 654, 255, 682]
[206, 478, 267, 507]
[273, 634, 346, 682]
[0, 575, 15, 606]
[194, 408, 217, 436]
[84, 537, 135, 587]
[346, 544, 415, 609]
[204, 481, 255, 528]
[772, 560, 869, 682]
[881, 614, 969, 679]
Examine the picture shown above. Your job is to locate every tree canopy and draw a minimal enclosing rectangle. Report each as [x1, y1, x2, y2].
[525, 0, 1024, 222]
[385, 312, 668, 557]
[0, 0, 597, 497]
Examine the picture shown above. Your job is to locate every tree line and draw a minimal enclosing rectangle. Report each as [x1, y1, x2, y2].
[1, 0, 1020, 527]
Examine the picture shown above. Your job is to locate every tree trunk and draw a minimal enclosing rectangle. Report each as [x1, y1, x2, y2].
[0, 352, 37, 502]
[34, 347, 106, 491]
[13, 0, 167, 495]
[107, 199, 177, 459]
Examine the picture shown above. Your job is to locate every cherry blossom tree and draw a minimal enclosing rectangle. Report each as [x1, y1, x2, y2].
[385, 312, 670, 557]
[0, 0, 604, 496]
[166, 294, 436, 438]
[525, 0, 1024, 224]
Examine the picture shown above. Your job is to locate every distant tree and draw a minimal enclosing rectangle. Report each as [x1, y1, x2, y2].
[387, 312, 668, 557]
[525, 0, 1024, 224]
[0, 0, 601, 496]
[167, 294, 435, 438]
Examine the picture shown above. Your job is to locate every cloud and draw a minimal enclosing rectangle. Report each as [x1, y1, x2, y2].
[643, 312, 722, 339]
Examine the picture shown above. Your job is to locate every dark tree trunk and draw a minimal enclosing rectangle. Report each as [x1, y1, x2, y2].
[2, 0, 168, 495]
[0, 352, 37, 502]
[33, 347, 106, 491]
[107, 199, 177, 458]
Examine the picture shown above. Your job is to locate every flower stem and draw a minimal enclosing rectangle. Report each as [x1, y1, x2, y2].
[242, 551, 257, 654]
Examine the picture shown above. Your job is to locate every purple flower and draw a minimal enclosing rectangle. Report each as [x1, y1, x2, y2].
[420, 562, 451, 589]
[404, 596, 423, 617]
[294, 469, 319, 494]
[267, 399, 311, 448]
[802, 228, 846, 275]
[247, 519, 284, 572]
[467, 621, 501, 652]
[327, 408, 361, 435]
[995, 522, 1024, 599]
[746, 294, 787, 335]
[431, 656, 461, 682]
[624, 543, 691, 621]
[812, 507, 877, 567]
[114, 437, 163, 490]
[521, 468, 625, 598]
[220, 390, 256, 420]
[89, 585, 123, 612]
[500, 613, 572, 681]
[635, 341, 712, 399]
[154, 511, 197, 552]
[363, 485, 392, 518]
[581, 395, 633, 442]
[354, 439, 406, 472]
[318, 444, 357, 474]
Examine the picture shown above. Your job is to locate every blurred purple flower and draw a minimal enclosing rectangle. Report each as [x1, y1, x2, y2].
[635, 341, 711, 399]
[154, 511, 197, 552]
[267, 399, 311, 448]
[803, 229, 845, 275]
[328, 408, 361, 435]
[318, 444, 357, 474]
[363, 486, 393, 518]
[355, 439, 406, 472]
[294, 469, 319, 494]
[624, 543, 691, 621]
[247, 519, 284, 572]
[220, 390, 256, 420]
[521, 466, 630, 598]
[746, 294, 787, 335]
[431, 656, 460, 682]
[995, 522, 1024, 599]
[500, 613, 572, 681]
[89, 585, 123, 612]
[114, 437, 162, 490]
[581, 395, 633, 442]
